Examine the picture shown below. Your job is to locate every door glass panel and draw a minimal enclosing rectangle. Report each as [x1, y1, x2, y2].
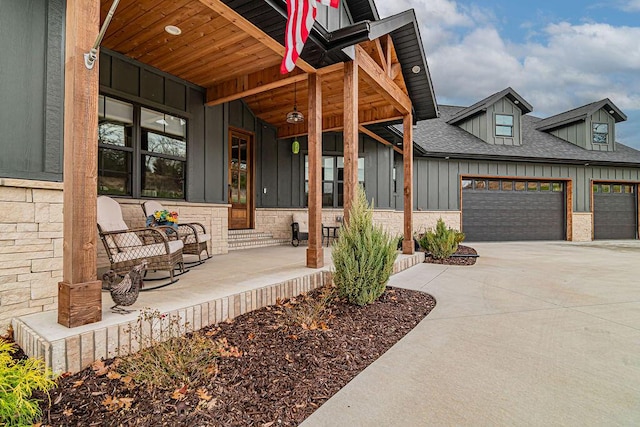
[552, 182, 563, 192]
[515, 181, 526, 191]
[613, 184, 622, 193]
[527, 182, 538, 191]
[231, 137, 239, 171]
[239, 142, 247, 171]
[239, 172, 247, 203]
[540, 182, 551, 191]
[488, 180, 500, 190]
[601, 184, 610, 193]
[501, 181, 513, 191]
[231, 171, 239, 202]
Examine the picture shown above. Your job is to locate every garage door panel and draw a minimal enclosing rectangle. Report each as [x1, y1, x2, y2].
[462, 188, 565, 242]
[593, 190, 637, 239]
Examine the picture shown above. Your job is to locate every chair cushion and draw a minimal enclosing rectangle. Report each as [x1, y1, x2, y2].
[183, 233, 211, 245]
[292, 212, 308, 233]
[98, 196, 143, 249]
[142, 200, 164, 217]
[112, 240, 183, 263]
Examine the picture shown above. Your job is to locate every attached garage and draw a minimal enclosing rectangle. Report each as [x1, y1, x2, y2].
[593, 183, 638, 239]
[461, 178, 566, 241]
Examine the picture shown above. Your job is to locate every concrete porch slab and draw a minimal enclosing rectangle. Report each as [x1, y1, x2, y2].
[13, 246, 424, 373]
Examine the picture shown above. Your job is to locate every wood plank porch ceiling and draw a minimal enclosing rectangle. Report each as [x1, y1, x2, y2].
[100, 0, 410, 138]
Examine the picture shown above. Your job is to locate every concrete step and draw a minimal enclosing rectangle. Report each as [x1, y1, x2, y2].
[228, 229, 291, 251]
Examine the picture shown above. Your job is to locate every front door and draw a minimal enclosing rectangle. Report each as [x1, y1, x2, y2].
[228, 130, 253, 229]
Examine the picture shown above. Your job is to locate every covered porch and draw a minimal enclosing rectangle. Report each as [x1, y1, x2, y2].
[60, 0, 436, 328]
[15, 246, 425, 373]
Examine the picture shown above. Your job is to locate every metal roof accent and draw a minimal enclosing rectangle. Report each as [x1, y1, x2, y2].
[446, 87, 533, 125]
[535, 98, 627, 131]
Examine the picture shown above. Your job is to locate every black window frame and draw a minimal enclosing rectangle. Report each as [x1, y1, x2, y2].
[97, 94, 188, 200]
[304, 155, 365, 208]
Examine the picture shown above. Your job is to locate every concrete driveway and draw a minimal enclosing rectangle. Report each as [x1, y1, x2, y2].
[302, 241, 640, 426]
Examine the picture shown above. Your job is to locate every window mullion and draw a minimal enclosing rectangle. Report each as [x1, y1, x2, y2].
[132, 104, 142, 199]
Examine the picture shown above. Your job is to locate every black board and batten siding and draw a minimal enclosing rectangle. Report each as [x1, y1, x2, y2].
[257, 133, 395, 209]
[0, 0, 64, 181]
[98, 49, 263, 204]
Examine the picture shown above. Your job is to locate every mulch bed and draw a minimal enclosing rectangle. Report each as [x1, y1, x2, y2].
[36, 286, 435, 426]
[424, 244, 478, 266]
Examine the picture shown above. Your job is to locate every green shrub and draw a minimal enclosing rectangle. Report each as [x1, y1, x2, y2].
[332, 186, 398, 306]
[419, 218, 465, 259]
[0, 339, 55, 427]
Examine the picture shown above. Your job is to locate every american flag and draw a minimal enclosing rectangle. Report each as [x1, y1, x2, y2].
[281, 0, 340, 74]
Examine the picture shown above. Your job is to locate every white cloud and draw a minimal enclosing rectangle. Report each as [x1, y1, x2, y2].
[378, 1, 640, 148]
[619, 0, 640, 11]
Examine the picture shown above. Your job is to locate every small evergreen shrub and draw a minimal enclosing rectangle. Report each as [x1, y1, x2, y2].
[419, 218, 465, 259]
[332, 186, 398, 306]
[0, 339, 55, 427]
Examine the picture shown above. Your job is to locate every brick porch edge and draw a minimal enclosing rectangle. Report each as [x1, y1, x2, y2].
[13, 252, 424, 374]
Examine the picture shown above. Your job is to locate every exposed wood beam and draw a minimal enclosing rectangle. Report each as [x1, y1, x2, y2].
[401, 113, 414, 255]
[384, 35, 393, 77]
[206, 66, 307, 106]
[278, 113, 404, 139]
[355, 44, 411, 115]
[343, 59, 359, 224]
[59, 0, 102, 328]
[374, 38, 387, 72]
[306, 73, 324, 268]
[390, 63, 402, 80]
[198, 0, 316, 73]
[359, 125, 402, 154]
[317, 63, 344, 76]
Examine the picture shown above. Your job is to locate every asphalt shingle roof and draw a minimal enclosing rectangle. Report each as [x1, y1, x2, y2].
[535, 98, 627, 131]
[405, 105, 640, 166]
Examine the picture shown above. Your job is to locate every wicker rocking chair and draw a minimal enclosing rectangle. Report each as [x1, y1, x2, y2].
[97, 196, 186, 288]
[142, 200, 212, 265]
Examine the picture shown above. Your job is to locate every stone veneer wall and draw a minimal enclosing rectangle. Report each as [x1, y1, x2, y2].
[99, 199, 230, 269]
[255, 208, 462, 240]
[571, 212, 593, 242]
[0, 179, 63, 331]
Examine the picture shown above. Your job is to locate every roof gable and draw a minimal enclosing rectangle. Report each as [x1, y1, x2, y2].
[446, 87, 533, 125]
[536, 99, 627, 131]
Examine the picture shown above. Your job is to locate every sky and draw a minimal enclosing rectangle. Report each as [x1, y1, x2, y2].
[376, 0, 640, 149]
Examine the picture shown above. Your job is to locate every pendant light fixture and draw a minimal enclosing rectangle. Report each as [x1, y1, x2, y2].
[286, 81, 304, 124]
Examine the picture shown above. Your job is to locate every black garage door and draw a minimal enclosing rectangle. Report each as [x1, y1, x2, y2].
[462, 178, 565, 242]
[593, 183, 637, 239]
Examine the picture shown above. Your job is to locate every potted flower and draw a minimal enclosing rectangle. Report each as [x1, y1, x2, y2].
[146, 209, 179, 233]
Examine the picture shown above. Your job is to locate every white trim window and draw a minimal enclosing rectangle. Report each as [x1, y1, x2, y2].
[592, 123, 609, 144]
[495, 114, 514, 137]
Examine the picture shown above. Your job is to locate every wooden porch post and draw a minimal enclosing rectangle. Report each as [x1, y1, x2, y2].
[401, 113, 414, 255]
[306, 73, 324, 268]
[343, 58, 359, 223]
[58, 0, 102, 327]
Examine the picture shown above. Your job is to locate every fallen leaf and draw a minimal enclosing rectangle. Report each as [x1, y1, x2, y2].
[288, 334, 299, 340]
[248, 332, 256, 340]
[319, 322, 330, 331]
[285, 353, 294, 363]
[119, 397, 134, 410]
[107, 371, 121, 380]
[196, 387, 212, 401]
[206, 365, 218, 375]
[120, 375, 133, 384]
[102, 396, 117, 411]
[72, 380, 84, 388]
[63, 408, 73, 416]
[206, 398, 218, 410]
[92, 360, 109, 377]
[171, 384, 188, 401]
[263, 422, 275, 427]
